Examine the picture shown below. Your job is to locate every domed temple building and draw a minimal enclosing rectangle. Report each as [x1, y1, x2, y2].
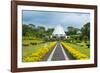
[51, 25, 67, 40]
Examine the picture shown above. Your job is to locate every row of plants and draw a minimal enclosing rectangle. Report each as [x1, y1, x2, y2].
[66, 43, 90, 57]
[22, 36, 43, 40]
[61, 42, 88, 60]
[22, 39, 44, 46]
[22, 42, 57, 62]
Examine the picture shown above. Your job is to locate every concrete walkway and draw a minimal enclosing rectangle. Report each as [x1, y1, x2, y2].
[47, 43, 69, 61]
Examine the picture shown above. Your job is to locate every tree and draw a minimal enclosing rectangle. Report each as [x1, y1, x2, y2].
[22, 24, 36, 36]
[29, 24, 35, 28]
[67, 26, 79, 35]
[46, 28, 54, 36]
[22, 24, 54, 41]
[37, 26, 45, 32]
[22, 24, 29, 36]
[81, 22, 90, 41]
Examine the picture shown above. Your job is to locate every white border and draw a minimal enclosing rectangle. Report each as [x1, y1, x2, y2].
[17, 5, 94, 68]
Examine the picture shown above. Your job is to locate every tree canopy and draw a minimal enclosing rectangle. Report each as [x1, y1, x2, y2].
[22, 24, 54, 39]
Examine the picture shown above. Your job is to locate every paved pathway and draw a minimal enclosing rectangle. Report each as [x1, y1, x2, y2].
[47, 43, 69, 61]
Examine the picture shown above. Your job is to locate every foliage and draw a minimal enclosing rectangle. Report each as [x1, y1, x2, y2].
[22, 42, 57, 62]
[22, 24, 37, 36]
[66, 43, 90, 57]
[81, 22, 90, 41]
[61, 42, 89, 60]
[22, 24, 54, 41]
[22, 42, 30, 46]
[66, 26, 79, 35]
[66, 22, 90, 48]
[22, 37, 44, 46]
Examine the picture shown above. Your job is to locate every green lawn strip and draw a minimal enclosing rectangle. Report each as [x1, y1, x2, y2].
[66, 43, 90, 58]
[22, 39, 43, 45]
[22, 42, 50, 57]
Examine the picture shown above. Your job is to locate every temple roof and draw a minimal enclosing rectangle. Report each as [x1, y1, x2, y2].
[52, 25, 66, 36]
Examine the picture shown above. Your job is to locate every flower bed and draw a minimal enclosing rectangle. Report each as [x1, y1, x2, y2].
[22, 42, 57, 62]
[61, 42, 88, 60]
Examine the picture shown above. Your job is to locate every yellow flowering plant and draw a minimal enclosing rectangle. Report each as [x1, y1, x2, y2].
[23, 42, 57, 62]
[61, 42, 88, 60]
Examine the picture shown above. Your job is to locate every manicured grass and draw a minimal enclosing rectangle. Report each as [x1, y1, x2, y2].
[22, 42, 50, 57]
[22, 37, 45, 57]
[22, 39, 43, 45]
[22, 42, 57, 62]
[66, 43, 90, 58]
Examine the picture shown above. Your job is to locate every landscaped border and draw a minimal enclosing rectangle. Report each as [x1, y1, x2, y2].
[11, 1, 97, 72]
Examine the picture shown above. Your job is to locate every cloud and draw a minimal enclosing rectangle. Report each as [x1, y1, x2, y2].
[22, 10, 90, 31]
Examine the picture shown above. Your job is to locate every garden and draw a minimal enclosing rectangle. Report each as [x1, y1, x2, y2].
[22, 22, 90, 62]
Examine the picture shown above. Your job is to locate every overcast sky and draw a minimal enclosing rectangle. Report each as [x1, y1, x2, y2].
[22, 10, 90, 31]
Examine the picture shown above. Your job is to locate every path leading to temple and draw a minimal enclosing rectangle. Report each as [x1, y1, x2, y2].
[47, 42, 69, 61]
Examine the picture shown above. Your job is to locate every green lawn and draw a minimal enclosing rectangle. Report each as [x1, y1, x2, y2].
[66, 43, 90, 58]
[22, 40, 50, 57]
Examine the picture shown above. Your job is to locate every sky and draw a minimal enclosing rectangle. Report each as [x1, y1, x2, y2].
[22, 10, 90, 31]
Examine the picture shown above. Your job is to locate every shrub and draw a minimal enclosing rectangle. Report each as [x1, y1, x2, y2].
[61, 42, 88, 60]
[22, 42, 30, 46]
[23, 42, 57, 62]
[30, 42, 37, 45]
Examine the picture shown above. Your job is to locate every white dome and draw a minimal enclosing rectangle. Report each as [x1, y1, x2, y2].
[52, 25, 66, 37]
